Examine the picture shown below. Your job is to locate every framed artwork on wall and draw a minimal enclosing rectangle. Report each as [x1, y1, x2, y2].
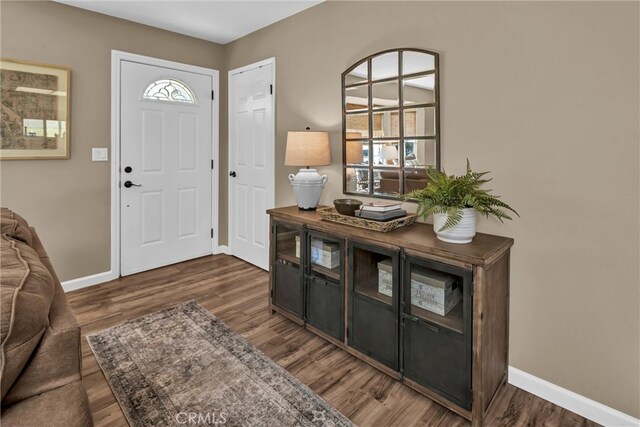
[0, 58, 71, 160]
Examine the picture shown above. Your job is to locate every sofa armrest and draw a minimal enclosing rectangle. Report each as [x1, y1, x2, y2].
[3, 230, 83, 405]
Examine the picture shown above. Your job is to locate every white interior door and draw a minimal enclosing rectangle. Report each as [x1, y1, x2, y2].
[120, 60, 213, 276]
[229, 61, 274, 270]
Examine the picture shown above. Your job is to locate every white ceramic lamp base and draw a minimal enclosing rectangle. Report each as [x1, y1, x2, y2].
[288, 168, 328, 210]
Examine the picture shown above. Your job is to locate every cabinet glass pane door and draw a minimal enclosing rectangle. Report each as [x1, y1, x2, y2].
[275, 223, 301, 268]
[273, 222, 303, 318]
[348, 242, 399, 370]
[402, 257, 472, 410]
[308, 235, 341, 282]
[352, 246, 394, 305]
[306, 231, 344, 341]
[407, 264, 464, 333]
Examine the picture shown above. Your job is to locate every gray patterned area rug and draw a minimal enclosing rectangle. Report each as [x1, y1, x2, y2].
[87, 301, 352, 427]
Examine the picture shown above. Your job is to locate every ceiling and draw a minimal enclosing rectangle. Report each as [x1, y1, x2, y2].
[53, 0, 323, 44]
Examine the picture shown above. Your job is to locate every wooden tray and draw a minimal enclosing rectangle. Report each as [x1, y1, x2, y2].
[318, 207, 417, 232]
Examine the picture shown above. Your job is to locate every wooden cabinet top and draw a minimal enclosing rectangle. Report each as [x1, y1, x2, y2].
[268, 206, 514, 267]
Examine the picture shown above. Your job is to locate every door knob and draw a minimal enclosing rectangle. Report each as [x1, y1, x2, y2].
[229, 171, 237, 177]
[123, 180, 142, 188]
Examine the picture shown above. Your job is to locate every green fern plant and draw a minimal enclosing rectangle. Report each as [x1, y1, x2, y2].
[404, 160, 519, 231]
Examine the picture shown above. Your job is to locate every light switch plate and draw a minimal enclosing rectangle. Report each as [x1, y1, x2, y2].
[92, 148, 108, 161]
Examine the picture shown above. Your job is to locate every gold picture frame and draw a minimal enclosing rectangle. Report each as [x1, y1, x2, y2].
[0, 58, 71, 160]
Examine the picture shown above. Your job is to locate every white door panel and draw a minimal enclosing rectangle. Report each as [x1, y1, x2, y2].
[121, 61, 212, 276]
[229, 63, 274, 270]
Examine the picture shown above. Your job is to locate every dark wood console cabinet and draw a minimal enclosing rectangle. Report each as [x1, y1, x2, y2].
[267, 206, 513, 426]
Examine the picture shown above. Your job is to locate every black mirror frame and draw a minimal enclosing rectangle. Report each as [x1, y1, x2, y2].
[341, 48, 440, 199]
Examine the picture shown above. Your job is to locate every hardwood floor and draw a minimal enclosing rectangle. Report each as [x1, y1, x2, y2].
[67, 254, 598, 427]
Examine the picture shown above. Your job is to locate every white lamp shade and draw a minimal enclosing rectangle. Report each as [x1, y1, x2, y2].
[285, 131, 331, 166]
[380, 144, 399, 161]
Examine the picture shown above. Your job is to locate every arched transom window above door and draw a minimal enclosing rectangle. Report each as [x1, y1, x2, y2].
[142, 78, 196, 104]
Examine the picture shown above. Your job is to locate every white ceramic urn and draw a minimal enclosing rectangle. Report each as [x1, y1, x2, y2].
[288, 168, 328, 210]
[433, 208, 477, 244]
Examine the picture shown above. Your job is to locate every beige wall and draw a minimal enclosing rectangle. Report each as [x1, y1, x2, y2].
[0, 1, 225, 280]
[225, 1, 639, 417]
[1, 0, 638, 418]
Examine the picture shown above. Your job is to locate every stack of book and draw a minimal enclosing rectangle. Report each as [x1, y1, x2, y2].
[356, 201, 406, 221]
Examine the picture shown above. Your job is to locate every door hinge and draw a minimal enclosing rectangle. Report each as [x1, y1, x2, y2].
[211, 90, 215, 100]
[270, 84, 273, 95]
[211, 159, 214, 170]
[211, 228, 214, 238]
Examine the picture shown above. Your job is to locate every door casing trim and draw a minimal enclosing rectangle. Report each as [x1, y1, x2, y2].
[111, 50, 220, 277]
[227, 57, 276, 269]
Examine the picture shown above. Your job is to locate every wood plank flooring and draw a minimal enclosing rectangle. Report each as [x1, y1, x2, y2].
[67, 254, 598, 427]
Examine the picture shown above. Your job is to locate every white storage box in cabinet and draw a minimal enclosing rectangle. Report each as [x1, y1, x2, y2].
[378, 260, 461, 315]
[296, 236, 340, 269]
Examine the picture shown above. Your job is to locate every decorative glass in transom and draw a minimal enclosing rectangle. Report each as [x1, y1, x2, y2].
[143, 79, 195, 104]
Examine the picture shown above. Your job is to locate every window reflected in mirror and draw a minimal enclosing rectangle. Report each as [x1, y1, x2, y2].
[342, 48, 440, 198]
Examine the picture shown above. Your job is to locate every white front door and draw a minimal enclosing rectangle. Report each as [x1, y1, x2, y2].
[120, 60, 213, 276]
[229, 61, 274, 270]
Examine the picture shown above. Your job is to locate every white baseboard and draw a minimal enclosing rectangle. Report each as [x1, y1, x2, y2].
[214, 245, 232, 255]
[509, 367, 639, 427]
[62, 271, 117, 292]
[62, 248, 232, 292]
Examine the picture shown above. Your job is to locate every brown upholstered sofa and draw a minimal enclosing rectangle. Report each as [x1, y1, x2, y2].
[0, 208, 92, 426]
[378, 169, 429, 194]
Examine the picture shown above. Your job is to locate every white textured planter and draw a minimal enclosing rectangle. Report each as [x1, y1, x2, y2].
[433, 208, 477, 244]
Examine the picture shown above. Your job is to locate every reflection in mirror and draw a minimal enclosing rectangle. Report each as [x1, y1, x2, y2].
[346, 136, 367, 166]
[373, 141, 399, 165]
[405, 106, 436, 137]
[345, 62, 368, 85]
[402, 51, 435, 75]
[404, 139, 436, 168]
[372, 80, 399, 109]
[404, 169, 430, 192]
[346, 167, 370, 193]
[342, 48, 439, 198]
[372, 111, 400, 138]
[346, 113, 369, 135]
[403, 75, 435, 105]
[371, 52, 398, 80]
[345, 85, 368, 111]
[375, 169, 401, 196]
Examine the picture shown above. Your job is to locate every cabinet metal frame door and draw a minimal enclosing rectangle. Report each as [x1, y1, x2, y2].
[348, 240, 400, 371]
[305, 229, 345, 341]
[401, 255, 473, 409]
[272, 221, 305, 319]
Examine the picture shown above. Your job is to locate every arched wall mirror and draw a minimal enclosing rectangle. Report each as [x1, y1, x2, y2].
[342, 48, 440, 199]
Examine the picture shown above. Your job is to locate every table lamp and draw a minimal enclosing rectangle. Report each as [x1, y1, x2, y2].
[285, 128, 331, 210]
[380, 144, 399, 165]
